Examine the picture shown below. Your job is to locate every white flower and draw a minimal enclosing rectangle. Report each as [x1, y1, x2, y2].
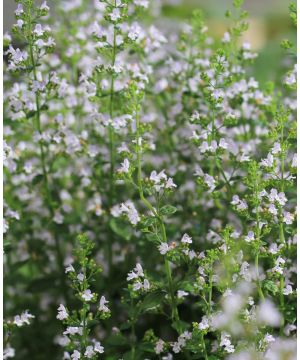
[143, 279, 150, 291]
[71, 350, 81, 360]
[177, 290, 188, 299]
[120, 201, 140, 225]
[3, 347, 15, 359]
[222, 32, 231, 42]
[118, 158, 130, 173]
[84, 346, 95, 359]
[155, 339, 165, 354]
[219, 138, 228, 149]
[283, 284, 293, 295]
[15, 4, 23, 16]
[271, 142, 281, 154]
[94, 342, 104, 354]
[40, 1, 50, 11]
[198, 316, 209, 330]
[109, 8, 121, 21]
[283, 211, 294, 225]
[34, 24, 44, 36]
[260, 153, 274, 167]
[244, 231, 255, 242]
[81, 289, 94, 302]
[204, 174, 216, 192]
[57, 304, 68, 320]
[127, 263, 144, 281]
[158, 242, 170, 255]
[231, 195, 240, 205]
[63, 327, 83, 336]
[220, 332, 235, 353]
[65, 264, 75, 273]
[181, 233, 192, 244]
[77, 273, 84, 282]
[99, 296, 110, 313]
[14, 310, 35, 327]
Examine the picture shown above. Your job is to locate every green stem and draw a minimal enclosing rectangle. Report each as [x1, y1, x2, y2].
[254, 172, 265, 301]
[27, 4, 67, 301]
[107, 8, 117, 277]
[135, 101, 179, 322]
[208, 264, 213, 315]
[201, 333, 208, 360]
[255, 252, 265, 301]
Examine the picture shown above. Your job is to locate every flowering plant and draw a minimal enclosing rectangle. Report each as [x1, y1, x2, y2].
[3, 0, 296, 359]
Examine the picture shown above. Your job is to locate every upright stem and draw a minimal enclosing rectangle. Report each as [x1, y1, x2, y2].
[27, 5, 66, 300]
[207, 263, 213, 315]
[108, 21, 117, 203]
[254, 174, 265, 301]
[130, 298, 136, 360]
[278, 126, 286, 333]
[135, 102, 179, 322]
[106, 4, 118, 276]
[201, 333, 208, 360]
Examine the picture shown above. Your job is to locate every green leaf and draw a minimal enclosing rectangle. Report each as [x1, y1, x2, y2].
[107, 333, 128, 346]
[109, 218, 131, 241]
[172, 319, 189, 333]
[32, 174, 44, 185]
[138, 291, 165, 313]
[160, 205, 177, 216]
[233, 0, 244, 8]
[263, 280, 278, 295]
[145, 233, 161, 244]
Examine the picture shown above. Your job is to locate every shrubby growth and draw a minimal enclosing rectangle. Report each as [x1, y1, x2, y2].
[3, 0, 296, 359]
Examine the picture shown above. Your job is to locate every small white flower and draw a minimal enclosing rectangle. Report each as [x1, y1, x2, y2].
[63, 327, 83, 336]
[14, 311, 35, 327]
[245, 231, 255, 242]
[158, 242, 170, 255]
[283, 284, 293, 295]
[65, 264, 75, 273]
[99, 296, 110, 313]
[57, 304, 68, 320]
[109, 8, 121, 21]
[3, 347, 15, 359]
[77, 273, 84, 282]
[71, 350, 81, 360]
[155, 339, 165, 354]
[118, 158, 130, 173]
[271, 142, 281, 154]
[84, 346, 95, 359]
[94, 342, 104, 354]
[177, 290, 188, 299]
[181, 233, 192, 244]
[81, 289, 94, 302]
[199, 316, 209, 330]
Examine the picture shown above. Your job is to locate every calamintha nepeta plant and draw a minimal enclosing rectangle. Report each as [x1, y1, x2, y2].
[3, 0, 296, 359]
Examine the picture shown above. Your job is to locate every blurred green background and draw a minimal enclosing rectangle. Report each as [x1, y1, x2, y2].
[4, 0, 295, 84]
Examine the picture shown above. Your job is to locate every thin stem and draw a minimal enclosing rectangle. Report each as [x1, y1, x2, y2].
[279, 125, 286, 333]
[254, 172, 265, 301]
[27, 4, 67, 300]
[130, 298, 136, 360]
[135, 99, 179, 322]
[255, 252, 265, 301]
[201, 333, 208, 360]
[108, 3, 117, 203]
[207, 264, 213, 315]
[106, 7, 117, 278]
